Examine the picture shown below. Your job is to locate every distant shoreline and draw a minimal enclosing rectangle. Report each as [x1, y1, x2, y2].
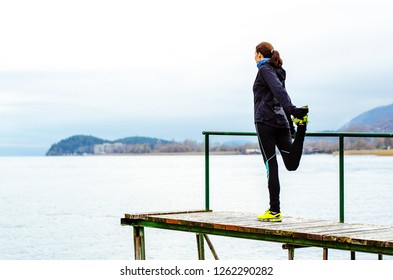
[332, 149, 393, 156]
[86, 151, 241, 156]
[47, 150, 393, 156]
[113, 150, 393, 157]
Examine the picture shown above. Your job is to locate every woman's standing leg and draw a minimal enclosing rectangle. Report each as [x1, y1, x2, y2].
[255, 123, 281, 213]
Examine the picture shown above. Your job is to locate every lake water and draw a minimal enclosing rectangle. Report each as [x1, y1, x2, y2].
[0, 154, 392, 260]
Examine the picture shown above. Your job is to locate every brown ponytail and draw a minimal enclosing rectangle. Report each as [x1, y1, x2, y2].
[255, 41, 283, 68]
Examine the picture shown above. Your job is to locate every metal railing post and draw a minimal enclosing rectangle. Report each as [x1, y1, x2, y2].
[205, 132, 210, 211]
[339, 136, 345, 223]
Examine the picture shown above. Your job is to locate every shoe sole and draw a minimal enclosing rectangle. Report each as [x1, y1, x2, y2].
[257, 218, 282, 222]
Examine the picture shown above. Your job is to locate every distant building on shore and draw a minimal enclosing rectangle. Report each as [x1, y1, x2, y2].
[244, 149, 261, 155]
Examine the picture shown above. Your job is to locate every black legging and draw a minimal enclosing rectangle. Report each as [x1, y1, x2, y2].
[255, 123, 307, 213]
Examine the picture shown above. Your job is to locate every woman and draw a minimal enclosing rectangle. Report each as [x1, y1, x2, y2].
[253, 41, 308, 222]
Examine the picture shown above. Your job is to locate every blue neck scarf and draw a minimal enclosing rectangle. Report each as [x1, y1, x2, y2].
[257, 58, 270, 69]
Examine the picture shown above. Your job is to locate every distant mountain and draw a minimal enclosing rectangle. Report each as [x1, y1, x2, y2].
[339, 103, 393, 132]
[304, 103, 393, 153]
[46, 135, 173, 156]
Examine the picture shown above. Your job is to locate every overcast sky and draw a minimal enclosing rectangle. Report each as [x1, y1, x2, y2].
[1, 0, 393, 155]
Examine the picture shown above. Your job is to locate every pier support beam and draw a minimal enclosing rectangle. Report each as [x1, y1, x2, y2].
[323, 248, 328, 260]
[133, 226, 146, 260]
[283, 245, 330, 260]
[282, 244, 308, 260]
[288, 247, 295, 260]
[196, 234, 219, 260]
[196, 233, 205, 260]
[204, 234, 219, 260]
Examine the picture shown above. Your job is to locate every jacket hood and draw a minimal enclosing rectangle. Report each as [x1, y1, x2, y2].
[274, 67, 286, 81]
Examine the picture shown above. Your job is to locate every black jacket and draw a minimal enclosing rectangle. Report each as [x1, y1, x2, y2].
[253, 63, 295, 129]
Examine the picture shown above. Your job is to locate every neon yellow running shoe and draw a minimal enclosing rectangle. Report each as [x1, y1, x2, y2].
[292, 105, 309, 126]
[257, 209, 283, 222]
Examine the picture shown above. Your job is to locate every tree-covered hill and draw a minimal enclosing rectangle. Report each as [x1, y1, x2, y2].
[115, 136, 171, 145]
[46, 135, 106, 156]
[45, 134, 258, 156]
[46, 135, 175, 156]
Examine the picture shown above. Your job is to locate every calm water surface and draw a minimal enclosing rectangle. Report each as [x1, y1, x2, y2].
[0, 155, 392, 260]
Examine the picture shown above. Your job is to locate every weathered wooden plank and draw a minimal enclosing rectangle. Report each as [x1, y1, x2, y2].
[149, 212, 250, 231]
[155, 213, 327, 231]
[148, 212, 265, 235]
[323, 231, 383, 247]
[293, 224, 352, 239]
[149, 214, 307, 236]
[331, 229, 393, 248]
[254, 221, 335, 237]
[125, 209, 209, 219]
[342, 229, 393, 239]
[264, 221, 337, 232]
[385, 240, 393, 249]
[293, 224, 382, 241]
[152, 212, 306, 225]
[307, 224, 382, 242]
[147, 216, 214, 229]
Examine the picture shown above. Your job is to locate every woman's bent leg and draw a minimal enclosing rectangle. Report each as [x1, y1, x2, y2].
[278, 125, 307, 171]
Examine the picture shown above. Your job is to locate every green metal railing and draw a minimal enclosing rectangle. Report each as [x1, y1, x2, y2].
[202, 131, 393, 223]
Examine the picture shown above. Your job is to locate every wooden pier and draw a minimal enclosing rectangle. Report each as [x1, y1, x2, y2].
[121, 210, 393, 260]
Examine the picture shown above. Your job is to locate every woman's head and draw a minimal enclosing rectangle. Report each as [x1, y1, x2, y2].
[255, 41, 283, 68]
